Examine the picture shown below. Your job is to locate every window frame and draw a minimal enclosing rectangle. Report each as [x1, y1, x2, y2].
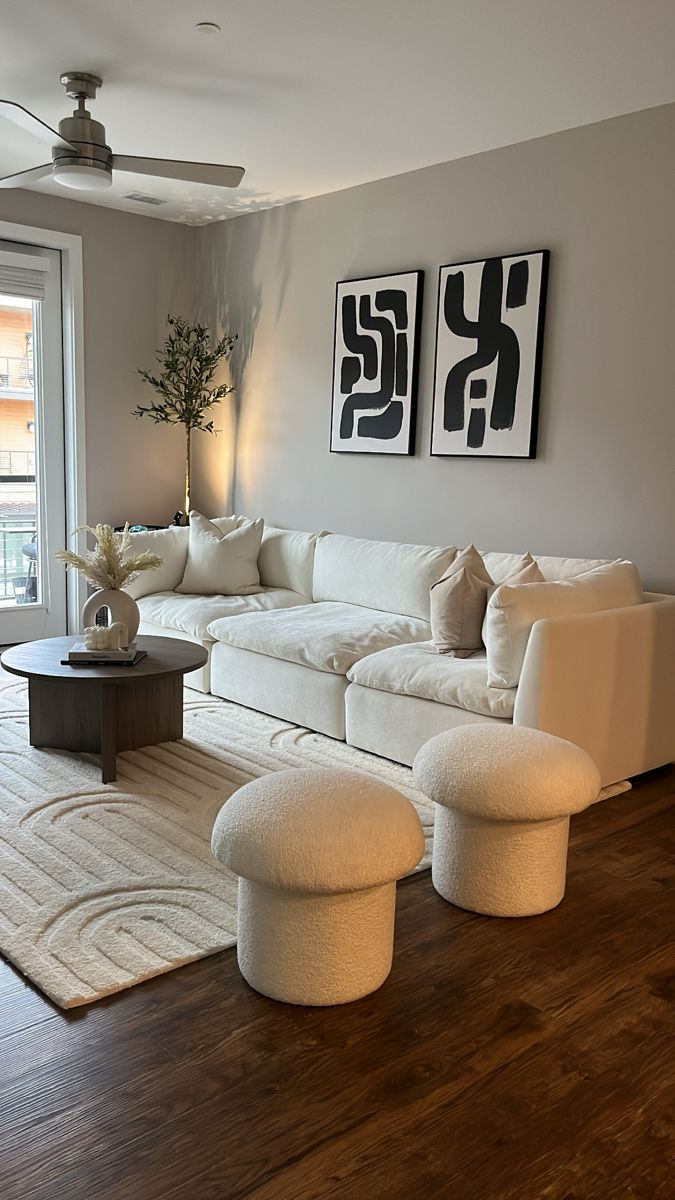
[0, 219, 86, 633]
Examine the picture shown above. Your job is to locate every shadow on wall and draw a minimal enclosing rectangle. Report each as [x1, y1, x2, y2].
[160, 228, 200, 333]
[194, 198, 299, 512]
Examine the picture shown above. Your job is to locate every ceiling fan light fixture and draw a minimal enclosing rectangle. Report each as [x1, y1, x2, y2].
[52, 161, 112, 190]
[0, 73, 244, 199]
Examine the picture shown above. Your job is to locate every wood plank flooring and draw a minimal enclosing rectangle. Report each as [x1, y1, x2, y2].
[1, 766, 673, 1200]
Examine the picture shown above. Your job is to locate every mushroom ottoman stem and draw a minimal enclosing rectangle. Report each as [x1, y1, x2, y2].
[238, 879, 397, 1005]
[432, 809, 571, 917]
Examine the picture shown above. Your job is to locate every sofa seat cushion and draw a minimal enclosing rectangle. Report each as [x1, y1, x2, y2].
[137, 588, 308, 642]
[207, 602, 431, 675]
[347, 641, 516, 719]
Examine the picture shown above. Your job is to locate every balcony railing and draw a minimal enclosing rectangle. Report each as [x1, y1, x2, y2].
[0, 522, 37, 602]
[0, 450, 35, 478]
[0, 355, 34, 389]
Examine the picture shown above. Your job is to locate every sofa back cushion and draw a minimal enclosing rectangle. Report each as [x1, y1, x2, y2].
[485, 559, 643, 688]
[124, 527, 189, 599]
[482, 550, 610, 583]
[258, 526, 320, 598]
[313, 533, 456, 620]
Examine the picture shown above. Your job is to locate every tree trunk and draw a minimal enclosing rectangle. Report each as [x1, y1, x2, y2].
[185, 426, 191, 517]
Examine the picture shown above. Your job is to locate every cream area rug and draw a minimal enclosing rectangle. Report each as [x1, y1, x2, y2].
[0, 668, 435, 1009]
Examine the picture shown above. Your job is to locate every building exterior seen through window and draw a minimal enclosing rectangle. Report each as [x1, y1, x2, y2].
[0, 296, 37, 604]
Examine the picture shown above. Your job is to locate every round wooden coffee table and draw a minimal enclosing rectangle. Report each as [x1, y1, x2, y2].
[1, 635, 208, 783]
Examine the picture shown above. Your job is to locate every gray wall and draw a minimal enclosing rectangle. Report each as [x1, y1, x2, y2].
[0, 189, 195, 527]
[195, 104, 675, 592]
[1, 105, 672, 588]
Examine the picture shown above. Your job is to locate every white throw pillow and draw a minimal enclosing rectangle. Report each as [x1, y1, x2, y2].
[485, 560, 643, 688]
[124, 516, 243, 599]
[176, 512, 264, 596]
[480, 553, 545, 645]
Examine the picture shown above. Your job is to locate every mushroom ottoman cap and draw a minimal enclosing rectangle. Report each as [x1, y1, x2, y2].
[211, 766, 425, 894]
[414, 725, 601, 822]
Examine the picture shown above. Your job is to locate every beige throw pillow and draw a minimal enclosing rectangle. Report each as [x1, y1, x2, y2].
[176, 512, 264, 596]
[430, 545, 492, 657]
[485, 559, 643, 688]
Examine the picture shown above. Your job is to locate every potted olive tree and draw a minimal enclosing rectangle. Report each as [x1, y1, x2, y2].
[134, 315, 237, 518]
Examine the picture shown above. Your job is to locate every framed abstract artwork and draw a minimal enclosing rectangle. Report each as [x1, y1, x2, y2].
[430, 250, 549, 458]
[330, 269, 424, 455]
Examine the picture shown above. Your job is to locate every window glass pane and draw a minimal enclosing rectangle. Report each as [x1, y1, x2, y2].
[0, 294, 37, 605]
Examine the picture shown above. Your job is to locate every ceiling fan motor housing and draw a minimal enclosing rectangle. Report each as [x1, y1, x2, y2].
[53, 71, 113, 188]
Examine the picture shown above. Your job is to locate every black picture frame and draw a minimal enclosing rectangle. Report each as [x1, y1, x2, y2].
[330, 269, 424, 456]
[430, 249, 549, 458]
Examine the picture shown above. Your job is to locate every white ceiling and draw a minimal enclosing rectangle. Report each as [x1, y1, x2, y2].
[1, 0, 673, 225]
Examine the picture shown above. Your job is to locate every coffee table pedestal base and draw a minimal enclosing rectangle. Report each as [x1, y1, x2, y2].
[28, 675, 183, 783]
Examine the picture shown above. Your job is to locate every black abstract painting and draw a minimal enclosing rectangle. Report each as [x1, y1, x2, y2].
[331, 270, 423, 454]
[431, 250, 549, 457]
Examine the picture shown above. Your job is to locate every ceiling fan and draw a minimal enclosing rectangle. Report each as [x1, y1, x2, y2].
[0, 71, 244, 193]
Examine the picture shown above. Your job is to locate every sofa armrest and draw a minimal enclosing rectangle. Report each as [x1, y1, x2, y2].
[513, 593, 675, 786]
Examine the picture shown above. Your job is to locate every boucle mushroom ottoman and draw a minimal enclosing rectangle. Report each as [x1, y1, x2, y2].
[413, 726, 601, 917]
[211, 766, 425, 1005]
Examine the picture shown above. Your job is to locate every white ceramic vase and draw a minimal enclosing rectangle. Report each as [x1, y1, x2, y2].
[81, 588, 140, 648]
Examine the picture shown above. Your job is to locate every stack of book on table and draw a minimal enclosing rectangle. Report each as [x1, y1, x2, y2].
[63, 643, 147, 667]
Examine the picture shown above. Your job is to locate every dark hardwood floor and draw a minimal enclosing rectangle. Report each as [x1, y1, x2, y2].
[1, 767, 673, 1200]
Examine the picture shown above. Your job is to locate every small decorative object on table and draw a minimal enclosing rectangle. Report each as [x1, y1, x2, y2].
[56, 522, 162, 654]
[64, 622, 147, 666]
[63, 640, 147, 667]
[85, 621, 128, 651]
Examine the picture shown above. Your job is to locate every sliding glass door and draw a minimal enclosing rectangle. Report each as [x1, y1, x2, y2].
[0, 239, 67, 642]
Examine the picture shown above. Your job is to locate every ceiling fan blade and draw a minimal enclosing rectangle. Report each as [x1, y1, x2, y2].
[113, 155, 244, 188]
[0, 163, 53, 189]
[0, 100, 76, 151]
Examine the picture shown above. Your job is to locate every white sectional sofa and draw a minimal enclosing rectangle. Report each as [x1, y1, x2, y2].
[129, 521, 675, 788]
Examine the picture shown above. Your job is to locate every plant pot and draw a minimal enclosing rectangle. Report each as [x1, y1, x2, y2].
[81, 588, 140, 648]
